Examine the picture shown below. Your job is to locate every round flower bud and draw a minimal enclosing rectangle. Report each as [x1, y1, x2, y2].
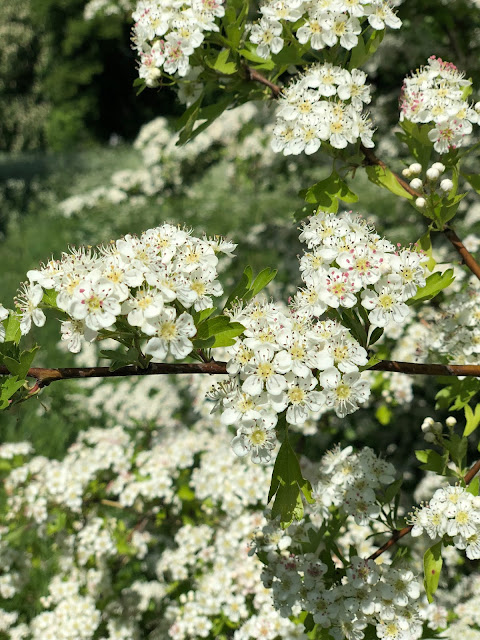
[409, 163, 422, 175]
[426, 168, 440, 181]
[475, 102, 480, 113]
[415, 197, 426, 208]
[410, 178, 423, 190]
[402, 168, 412, 178]
[446, 416, 457, 427]
[421, 421, 432, 434]
[432, 421, 443, 434]
[424, 431, 436, 443]
[440, 178, 454, 192]
[431, 162, 445, 173]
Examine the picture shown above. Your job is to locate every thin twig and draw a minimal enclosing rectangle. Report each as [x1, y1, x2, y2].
[246, 67, 281, 97]
[443, 227, 480, 282]
[368, 458, 480, 561]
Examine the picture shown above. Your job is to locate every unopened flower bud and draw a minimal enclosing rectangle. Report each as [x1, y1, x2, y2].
[426, 168, 440, 181]
[432, 421, 443, 434]
[424, 431, 436, 443]
[440, 178, 453, 192]
[415, 197, 426, 208]
[475, 102, 480, 113]
[409, 163, 422, 175]
[431, 162, 445, 173]
[421, 422, 431, 434]
[402, 168, 412, 178]
[410, 178, 423, 190]
[446, 416, 457, 427]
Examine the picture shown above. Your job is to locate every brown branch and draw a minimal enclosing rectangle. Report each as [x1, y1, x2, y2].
[3, 359, 480, 389]
[245, 66, 281, 97]
[368, 458, 480, 561]
[443, 227, 480, 282]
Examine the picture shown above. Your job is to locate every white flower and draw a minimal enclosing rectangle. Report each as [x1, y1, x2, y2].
[242, 346, 291, 397]
[361, 281, 410, 328]
[231, 417, 277, 464]
[144, 309, 196, 361]
[320, 368, 370, 418]
[69, 278, 121, 331]
[250, 18, 284, 58]
[15, 283, 46, 335]
[0, 304, 9, 343]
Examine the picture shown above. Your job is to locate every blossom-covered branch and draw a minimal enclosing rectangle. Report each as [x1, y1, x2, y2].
[368, 458, 480, 561]
[5, 359, 480, 390]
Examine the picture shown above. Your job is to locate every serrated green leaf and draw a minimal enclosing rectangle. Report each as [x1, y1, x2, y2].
[300, 171, 358, 208]
[365, 165, 413, 200]
[0, 376, 25, 409]
[415, 449, 448, 475]
[269, 438, 313, 527]
[4, 314, 21, 345]
[464, 403, 480, 437]
[41, 288, 58, 308]
[192, 307, 216, 325]
[408, 270, 455, 305]
[205, 48, 238, 74]
[293, 202, 318, 222]
[436, 377, 480, 412]
[467, 476, 479, 496]
[239, 47, 276, 70]
[443, 433, 467, 468]
[424, 541, 443, 603]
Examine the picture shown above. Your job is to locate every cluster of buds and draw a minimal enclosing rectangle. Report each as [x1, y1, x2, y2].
[401, 162, 453, 209]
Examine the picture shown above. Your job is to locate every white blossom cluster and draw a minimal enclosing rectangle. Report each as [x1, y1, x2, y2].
[16, 223, 235, 355]
[313, 445, 396, 525]
[252, 448, 422, 640]
[400, 56, 479, 154]
[132, 0, 224, 87]
[84, 0, 133, 19]
[249, 0, 401, 59]
[272, 63, 375, 155]
[420, 279, 480, 365]
[0, 390, 308, 640]
[410, 485, 480, 560]
[297, 210, 427, 328]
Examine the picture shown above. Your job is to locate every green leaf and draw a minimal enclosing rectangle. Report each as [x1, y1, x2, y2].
[408, 269, 455, 305]
[205, 48, 238, 75]
[396, 121, 433, 167]
[224, 266, 253, 309]
[438, 192, 467, 225]
[415, 449, 448, 475]
[300, 171, 358, 210]
[436, 377, 480, 412]
[0, 376, 25, 409]
[178, 96, 233, 145]
[4, 314, 21, 345]
[467, 477, 479, 496]
[269, 437, 313, 527]
[293, 202, 318, 222]
[191, 307, 216, 325]
[194, 316, 245, 348]
[365, 165, 413, 200]
[2, 346, 39, 380]
[349, 29, 385, 69]
[443, 433, 467, 468]
[381, 477, 403, 505]
[245, 268, 277, 300]
[463, 173, 480, 194]
[41, 288, 58, 308]
[239, 47, 276, 70]
[464, 403, 480, 437]
[418, 231, 436, 272]
[424, 541, 443, 603]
